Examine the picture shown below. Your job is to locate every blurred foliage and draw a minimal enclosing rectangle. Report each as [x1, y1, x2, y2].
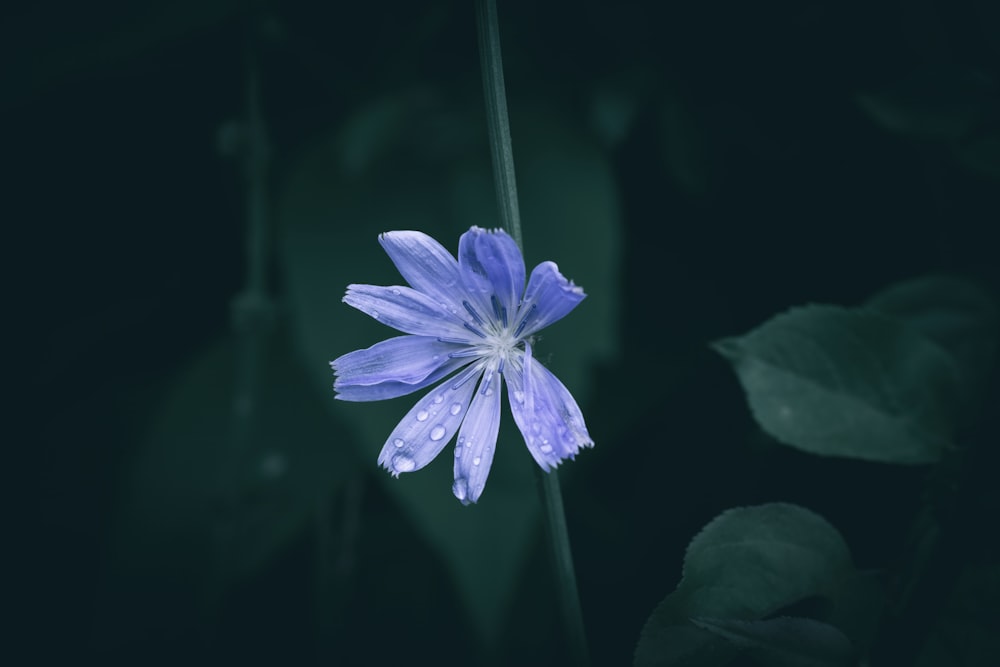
[634, 504, 879, 667]
[857, 66, 1000, 180]
[95, 328, 353, 657]
[866, 275, 1000, 421]
[10, 0, 1000, 666]
[917, 563, 1000, 667]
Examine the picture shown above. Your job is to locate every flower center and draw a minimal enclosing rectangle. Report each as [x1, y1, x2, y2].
[458, 296, 525, 373]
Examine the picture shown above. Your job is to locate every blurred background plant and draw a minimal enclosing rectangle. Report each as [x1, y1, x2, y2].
[8, 0, 1000, 665]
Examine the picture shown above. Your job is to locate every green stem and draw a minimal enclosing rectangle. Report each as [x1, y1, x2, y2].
[538, 469, 591, 666]
[475, 0, 523, 249]
[475, 1, 589, 664]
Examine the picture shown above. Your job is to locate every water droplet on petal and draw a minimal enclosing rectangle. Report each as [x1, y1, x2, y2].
[416, 410, 429, 422]
[370, 310, 380, 319]
[429, 425, 446, 441]
[391, 288, 401, 295]
[393, 438, 404, 448]
[540, 443, 553, 454]
[433, 394, 444, 404]
[452, 478, 468, 501]
[454, 446, 462, 458]
[450, 403, 462, 415]
[531, 421, 542, 434]
[473, 456, 481, 466]
[484, 387, 494, 396]
[392, 455, 416, 473]
[513, 390, 525, 404]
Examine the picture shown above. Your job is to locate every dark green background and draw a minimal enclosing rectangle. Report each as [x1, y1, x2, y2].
[11, 1, 999, 665]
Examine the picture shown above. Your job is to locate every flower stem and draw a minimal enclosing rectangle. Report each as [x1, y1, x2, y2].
[538, 469, 591, 666]
[475, 0, 523, 250]
[475, 1, 589, 663]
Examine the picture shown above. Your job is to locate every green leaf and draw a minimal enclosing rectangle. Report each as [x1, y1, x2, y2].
[866, 275, 999, 420]
[276, 95, 621, 641]
[102, 331, 353, 630]
[690, 616, 855, 667]
[713, 305, 962, 464]
[634, 503, 864, 667]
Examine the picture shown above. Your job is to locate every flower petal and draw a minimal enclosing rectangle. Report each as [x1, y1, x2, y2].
[513, 261, 586, 337]
[343, 284, 472, 339]
[452, 360, 503, 504]
[378, 364, 483, 476]
[458, 227, 525, 326]
[506, 342, 593, 471]
[378, 231, 465, 308]
[331, 335, 471, 402]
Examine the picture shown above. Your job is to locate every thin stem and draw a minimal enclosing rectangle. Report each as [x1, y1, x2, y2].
[475, 1, 589, 664]
[475, 0, 522, 249]
[539, 469, 591, 666]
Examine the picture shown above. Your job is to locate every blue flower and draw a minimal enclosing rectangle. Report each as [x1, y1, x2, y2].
[331, 226, 594, 504]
